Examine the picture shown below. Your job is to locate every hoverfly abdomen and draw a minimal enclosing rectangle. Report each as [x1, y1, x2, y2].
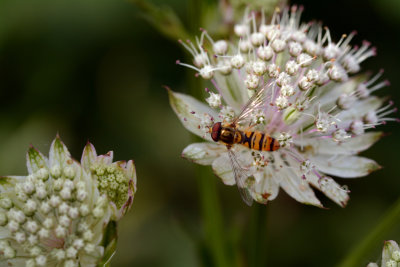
[211, 122, 280, 151]
[239, 130, 280, 151]
[262, 134, 280, 151]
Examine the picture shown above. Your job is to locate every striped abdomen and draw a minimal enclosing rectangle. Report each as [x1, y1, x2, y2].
[234, 130, 280, 151]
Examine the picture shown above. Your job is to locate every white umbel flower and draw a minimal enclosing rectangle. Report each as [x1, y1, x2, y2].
[170, 6, 396, 207]
[0, 136, 136, 266]
[368, 240, 400, 267]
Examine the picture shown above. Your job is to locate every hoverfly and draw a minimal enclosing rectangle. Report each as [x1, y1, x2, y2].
[210, 84, 280, 206]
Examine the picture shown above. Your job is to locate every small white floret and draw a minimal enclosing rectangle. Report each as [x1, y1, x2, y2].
[206, 92, 221, 108]
[79, 204, 90, 216]
[59, 215, 71, 227]
[3, 246, 15, 259]
[64, 165, 76, 179]
[15, 231, 26, 243]
[66, 246, 78, 258]
[50, 165, 61, 178]
[68, 207, 79, 219]
[245, 74, 259, 90]
[35, 255, 47, 266]
[257, 46, 274, 61]
[25, 220, 39, 234]
[231, 54, 245, 69]
[36, 168, 49, 181]
[213, 40, 228, 55]
[40, 201, 51, 214]
[55, 225, 67, 238]
[49, 195, 61, 207]
[275, 96, 289, 110]
[28, 234, 38, 245]
[8, 220, 19, 232]
[43, 218, 53, 229]
[392, 250, 400, 261]
[199, 65, 214, 79]
[0, 198, 12, 209]
[60, 188, 72, 200]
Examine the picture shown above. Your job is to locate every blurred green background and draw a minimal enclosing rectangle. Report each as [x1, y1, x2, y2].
[0, 0, 399, 266]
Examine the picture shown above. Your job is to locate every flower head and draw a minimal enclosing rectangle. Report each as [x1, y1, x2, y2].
[368, 240, 400, 267]
[0, 136, 136, 266]
[170, 6, 396, 207]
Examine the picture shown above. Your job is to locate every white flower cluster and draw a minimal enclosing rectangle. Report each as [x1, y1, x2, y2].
[368, 240, 400, 267]
[0, 137, 136, 266]
[170, 6, 397, 207]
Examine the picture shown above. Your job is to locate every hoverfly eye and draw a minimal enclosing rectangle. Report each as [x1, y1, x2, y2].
[211, 122, 222, 142]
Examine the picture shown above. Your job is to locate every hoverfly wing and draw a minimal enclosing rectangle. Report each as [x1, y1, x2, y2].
[232, 83, 270, 126]
[227, 148, 253, 206]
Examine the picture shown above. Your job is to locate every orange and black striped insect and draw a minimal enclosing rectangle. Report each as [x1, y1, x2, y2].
[209, 85, 280, 206]
[210, 122, 280, 152]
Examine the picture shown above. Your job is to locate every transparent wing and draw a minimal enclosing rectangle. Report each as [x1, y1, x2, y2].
[227, 148, 253, 206]
[232, 83, 270, 126]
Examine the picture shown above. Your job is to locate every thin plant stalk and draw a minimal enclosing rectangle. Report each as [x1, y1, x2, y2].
[248, 204, 268, 267]
[196, 166, 231, 267]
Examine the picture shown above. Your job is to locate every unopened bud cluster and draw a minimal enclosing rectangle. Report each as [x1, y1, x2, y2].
[0, 137, 136, 266]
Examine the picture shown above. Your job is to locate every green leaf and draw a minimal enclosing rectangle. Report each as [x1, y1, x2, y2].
[130, 0, 191, 41]
[97, 221, 118, 267]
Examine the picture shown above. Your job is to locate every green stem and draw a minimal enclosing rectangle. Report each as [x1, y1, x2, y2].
[336, 197, 400, 267]
[196, 166, 230, 267]
[248, 204, 268, 267]
[187, 44, 230, 267]
[186, 1, 230, 266]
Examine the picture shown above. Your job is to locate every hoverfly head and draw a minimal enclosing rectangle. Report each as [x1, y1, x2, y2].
[211, 122, 222, 142]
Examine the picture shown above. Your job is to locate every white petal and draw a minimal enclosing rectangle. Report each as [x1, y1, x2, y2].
[251, 169, 280, 204]
[338, 96, 384, 122]
[317, 78, 358, 106]
[212, 153, 235, 185]
[168, 89, 218, 141]
[26, 146, 48, 175]
[274, 155, 322, 207]
[213, 71, 249, 110]
[49, 136, 72, 168]
[0, 176, 23, 193]
[286, 156, 349, 207]
[296, 132, 382, 155]
[278, 169, 322, 207]
[182, 142, 226, 165]
[309, 174, 349, 207]
[95, 151, 114, 165]
[382, 240, 400, 266]
[81, 142, 97, 172]
[124, 160, 137, 186]
[310, 155, 381, 178]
